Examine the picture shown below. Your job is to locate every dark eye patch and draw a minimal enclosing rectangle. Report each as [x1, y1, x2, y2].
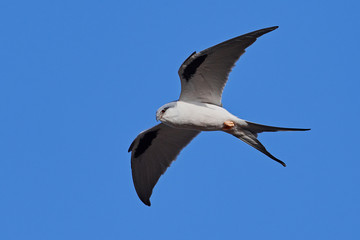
[161, 107, 170, 113]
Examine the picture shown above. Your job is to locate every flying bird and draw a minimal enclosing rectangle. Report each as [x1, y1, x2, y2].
[128, 26, 310, 206]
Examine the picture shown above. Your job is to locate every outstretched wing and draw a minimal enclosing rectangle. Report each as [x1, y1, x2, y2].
[178, 26, 278, 106]
[128, 123, 200, 206]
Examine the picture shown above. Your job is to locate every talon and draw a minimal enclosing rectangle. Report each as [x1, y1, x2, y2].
[222, 120, 235, 130]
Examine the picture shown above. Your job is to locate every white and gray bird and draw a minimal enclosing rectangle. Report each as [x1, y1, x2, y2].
[128, 26, 309, 206]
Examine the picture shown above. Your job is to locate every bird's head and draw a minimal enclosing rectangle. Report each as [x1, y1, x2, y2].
[156, 102, 177, 122]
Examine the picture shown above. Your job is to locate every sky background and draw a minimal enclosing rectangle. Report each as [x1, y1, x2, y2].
[1, 0, 359, 239]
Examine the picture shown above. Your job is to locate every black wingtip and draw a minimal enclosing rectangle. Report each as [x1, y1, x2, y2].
[137, 191, 152, 206]
[142, 199, 151, 206]
[260, 26, 279, 34]
[267, 26, 279, 31]
[246, 26, 279, 39]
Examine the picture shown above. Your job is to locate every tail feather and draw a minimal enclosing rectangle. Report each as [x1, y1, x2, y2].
[245, 121, 311, 134]
[233, 130, 286, 167]
[229, 121, 310, 166]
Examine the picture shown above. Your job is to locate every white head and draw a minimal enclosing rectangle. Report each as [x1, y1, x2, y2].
[156, 102, 177, 122]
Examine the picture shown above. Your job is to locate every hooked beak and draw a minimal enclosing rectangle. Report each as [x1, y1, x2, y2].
[156, 112, 164, 122]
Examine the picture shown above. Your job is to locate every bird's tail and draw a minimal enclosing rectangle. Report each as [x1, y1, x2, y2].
[228, 120, 310, 167]
[244, 121, 311, 134]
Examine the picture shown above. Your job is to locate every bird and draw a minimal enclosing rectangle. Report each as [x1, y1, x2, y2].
[128, 26, 310, 206]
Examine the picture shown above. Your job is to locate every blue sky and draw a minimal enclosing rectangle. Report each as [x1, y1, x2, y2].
[1, 0, 359, 239]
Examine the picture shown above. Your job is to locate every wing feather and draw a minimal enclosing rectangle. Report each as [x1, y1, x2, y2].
[178, 26, 278, 106]
[129, 123, 200, 206]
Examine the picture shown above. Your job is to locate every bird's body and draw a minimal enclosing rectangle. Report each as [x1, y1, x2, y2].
[128, 26, 310, 206]
[158, 101, 239, 131]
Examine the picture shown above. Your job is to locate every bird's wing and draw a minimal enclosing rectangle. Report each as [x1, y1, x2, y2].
[178, 26, 278, 106]
[128, 123, 200, 206]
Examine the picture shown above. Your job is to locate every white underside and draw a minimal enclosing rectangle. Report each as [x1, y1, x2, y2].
[159, 101, 245, 131]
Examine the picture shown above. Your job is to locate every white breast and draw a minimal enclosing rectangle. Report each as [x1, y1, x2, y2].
[162, 101, 238, 131]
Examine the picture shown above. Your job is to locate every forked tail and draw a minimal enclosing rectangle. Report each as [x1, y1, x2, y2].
[230, 120, 310, 167]
[244, 121, 310, 134]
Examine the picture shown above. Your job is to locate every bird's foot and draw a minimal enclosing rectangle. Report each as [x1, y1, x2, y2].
[222, 120, 235, 130]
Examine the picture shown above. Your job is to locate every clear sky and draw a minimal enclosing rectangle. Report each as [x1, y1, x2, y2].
[1, 0, 359, 239]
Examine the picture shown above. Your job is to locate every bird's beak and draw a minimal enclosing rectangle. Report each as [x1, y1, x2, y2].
[156, 113, 163, 122]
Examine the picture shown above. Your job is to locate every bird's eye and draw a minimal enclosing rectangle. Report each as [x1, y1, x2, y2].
[161, 107, 169, 114]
